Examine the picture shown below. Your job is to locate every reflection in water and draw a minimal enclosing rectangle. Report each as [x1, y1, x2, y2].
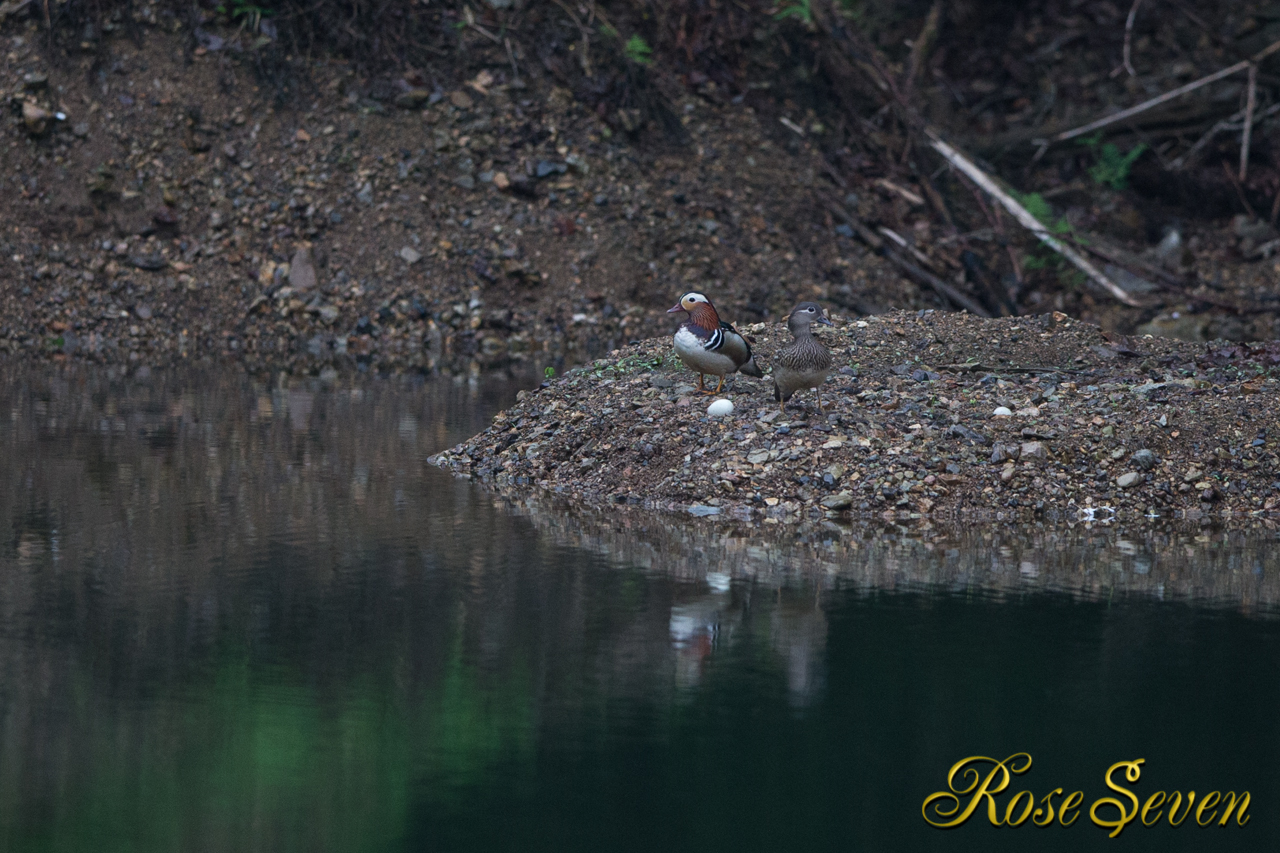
[1, 366, 1278, 852]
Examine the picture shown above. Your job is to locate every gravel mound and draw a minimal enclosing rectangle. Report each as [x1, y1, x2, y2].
[432, 310, 1280, 518]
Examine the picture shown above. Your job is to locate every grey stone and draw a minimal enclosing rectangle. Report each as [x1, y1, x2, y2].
[1020, 441, 1048, 460]
[289, 246, 317, 291]
[1117, 472, 1141, 488]
[1130, 448, 1158, 471]
[399, 246, 422, 264]
[821, 492, 854, 510]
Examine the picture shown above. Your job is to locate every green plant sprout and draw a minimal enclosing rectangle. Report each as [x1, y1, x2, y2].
[774, 0, 815, 25]
[1076, 133, 1147, 190]
[624, 35, 653, 65]
[216, 0, 272, 28]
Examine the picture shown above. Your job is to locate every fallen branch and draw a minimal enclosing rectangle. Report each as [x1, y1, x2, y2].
[820, 192, 990, 317]
[1051, 38, 1280, 144]
[881, 247, 992, 318]
[1111, 0, 1144, 79]
[927, 133, 1144, 307]
[1241, 63, 1258, 181]
[938, 363, 1083, 375]
[903, 0, 943, 101]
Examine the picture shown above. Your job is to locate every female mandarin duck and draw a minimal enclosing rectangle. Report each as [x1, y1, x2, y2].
[667, 291, 763, 395]
[773, 301, 834, 413]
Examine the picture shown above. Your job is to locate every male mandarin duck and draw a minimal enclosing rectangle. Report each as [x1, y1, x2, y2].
[773, 301, 834, 413]
[667, 291, 763, 395]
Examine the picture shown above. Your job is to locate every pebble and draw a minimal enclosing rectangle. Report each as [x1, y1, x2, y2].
[1117, 472, 1141, 488]
[289, 246, 317, 291]
[1020, 441, 1048, 460]
[399, 246, 422, 265]
[1130, 449, 1158, 470]
[820, 492, 854, 510]
[993, 406, 1013, 416]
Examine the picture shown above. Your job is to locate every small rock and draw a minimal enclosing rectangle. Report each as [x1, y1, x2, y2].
[1020, 441, 1048, 460]
[133, 303, 152, 320]
[399, 246, 422, 265]
[395, 89, 432, 109]
[820, 492, 854, 510]
[72, 122, 90, 138]
[747, 449, 770, 465]
[992, 406, 1013, 417]
[687, 504, 722, 517]
[449, 90, 474, 109]
[536, 160, 567, 178]
[356, 182, 374, 205]
[454, 175, 476, 190]
[129, 254, 166, 271]
[21, 101, 49, 134]
[289, 246, 317, 291]
[318, 305, 340, 324]
[493, 172, 511, 190]
[1116, 472, 1141, 488]
[990, 445, 1009, 464]
[22, 72, 49, 90]
[1130, 449, 1158, 471]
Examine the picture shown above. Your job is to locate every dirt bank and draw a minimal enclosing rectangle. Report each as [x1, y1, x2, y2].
[8, 4, 1280, 379]
[430, 310, 1280, 518]
[0, 14, 917, 376]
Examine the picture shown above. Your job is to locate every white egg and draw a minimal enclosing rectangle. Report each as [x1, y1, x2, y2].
[706, 398, 734, 417]
[992, 406, 1013, 417]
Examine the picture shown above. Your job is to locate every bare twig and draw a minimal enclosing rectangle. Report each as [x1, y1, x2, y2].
[551, 0, 592, 77]
[1171, 101, 1280, 170]
[1223, 159, 1258, 218]
[505, 37, 521, 83]
[904, 0, 943, 101]
[875, 178, 924, 205]
[928, 134, 1143, 307]
[1052, 38, 1280, 144]
[1111, 0, 1144, 78]
[1241, 63, 1258, 181]
[939, 363, 1082, 375]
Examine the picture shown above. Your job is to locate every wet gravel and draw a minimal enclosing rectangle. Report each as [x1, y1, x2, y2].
[432, 309, 1280, 518]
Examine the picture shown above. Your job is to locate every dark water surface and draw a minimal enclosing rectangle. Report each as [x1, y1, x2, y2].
[1, 367, 1277, 852]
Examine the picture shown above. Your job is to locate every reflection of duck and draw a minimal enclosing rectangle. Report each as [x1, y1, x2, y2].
[669, 580, 735, 689]
[770, 602, 828, 707]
